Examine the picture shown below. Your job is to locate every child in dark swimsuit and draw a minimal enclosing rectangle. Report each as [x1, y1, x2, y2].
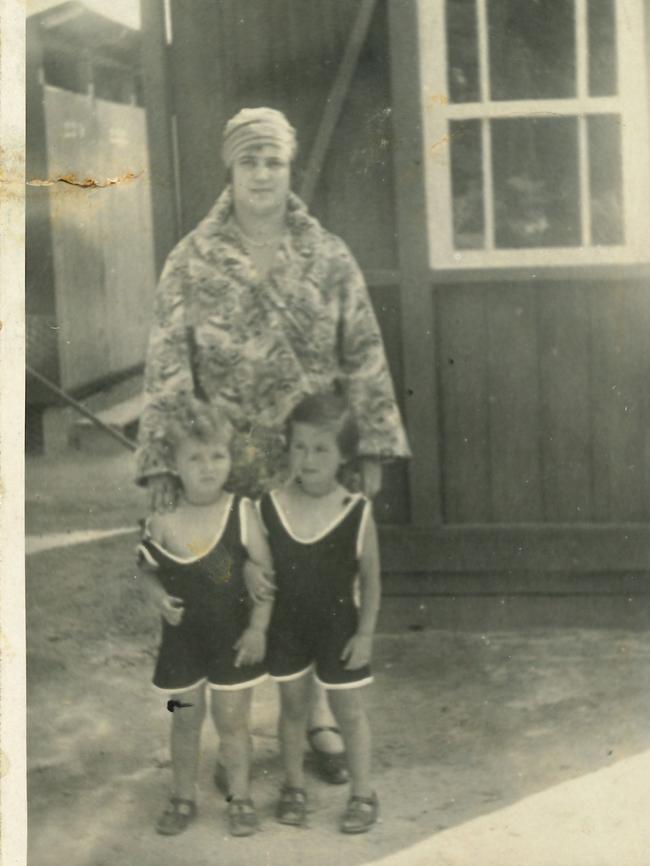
[249, 391, 382, 834]
[137, 397, 273, 838]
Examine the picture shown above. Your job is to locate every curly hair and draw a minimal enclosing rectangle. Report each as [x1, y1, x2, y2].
[161, 394, 233, 463]
[286, 389, 359, 461]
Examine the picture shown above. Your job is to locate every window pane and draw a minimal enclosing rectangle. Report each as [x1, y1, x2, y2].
[488, 0, 576, 100]
[450, 120, 484, 249]
[492, 117, 580, 248]
[446, 0, 480, 103]
[588, 115, 624, 245]
[587, 0, 617, 96]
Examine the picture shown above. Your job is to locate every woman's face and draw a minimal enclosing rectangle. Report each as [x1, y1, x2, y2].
[231, 144, 291, 219]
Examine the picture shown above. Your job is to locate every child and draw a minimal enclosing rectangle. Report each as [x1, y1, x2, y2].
[248, 390, 382, 834]
[136, 397, 273, 838]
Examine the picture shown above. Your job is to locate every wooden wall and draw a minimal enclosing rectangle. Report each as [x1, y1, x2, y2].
[437, 278, 650, 524]
[148, 0, 650, 544]
[169, 0, 397, 273]
[167, 0, 408, 523]
[41, 87, 156, 390]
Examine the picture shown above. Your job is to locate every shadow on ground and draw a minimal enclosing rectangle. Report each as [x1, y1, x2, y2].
[26, 454, 650, 865]
[27, 537, 650, 866]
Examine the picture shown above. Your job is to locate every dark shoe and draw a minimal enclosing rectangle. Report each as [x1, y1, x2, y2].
[339, 791, 379, 834]
[227, 797, 258, 837]
[307, 726, 349, 785]
[276, 785, 308, 826]
[213, 761, 229, 798]
[156, 797, 197, 835]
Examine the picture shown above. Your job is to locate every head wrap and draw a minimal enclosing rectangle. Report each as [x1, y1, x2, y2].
[222, 107, 297, 168]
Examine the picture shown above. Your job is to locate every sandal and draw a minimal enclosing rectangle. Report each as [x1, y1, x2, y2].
[276, 785, 308, 826]
[339, 791, 379, 834]
[307, 726, 349, 785]
[156, 797, 197, 836]
[227, 797, 258, 837]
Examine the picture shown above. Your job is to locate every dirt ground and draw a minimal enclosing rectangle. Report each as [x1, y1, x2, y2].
[26, 452, 650, 866]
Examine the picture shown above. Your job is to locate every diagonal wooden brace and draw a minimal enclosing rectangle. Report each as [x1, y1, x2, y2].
[299, 0, 377, 207]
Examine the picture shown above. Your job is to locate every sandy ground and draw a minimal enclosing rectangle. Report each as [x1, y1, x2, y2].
[26, 453, 650, 865]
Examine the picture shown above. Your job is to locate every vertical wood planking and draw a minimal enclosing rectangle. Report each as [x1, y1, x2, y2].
[369, 284, 409, 525]
[44, 87, 108, 390]
[591, 282, 648, 521]
[95, 98, 157, 374]
[388, 0, 443, 524]
[140, 0, 179, 275]
[317, 1, 397, 270]
[437, 285, 491, 522]
[170, 0, 225, 234]
[538, 282, 593, 521]
[299, 0, 376, 207]
[628, 281, 650, 520]
[635, 281, 650, 518]
[236, 0, 274, 103]
[486, 284, 543, 522]
[26, 20, 57, 317]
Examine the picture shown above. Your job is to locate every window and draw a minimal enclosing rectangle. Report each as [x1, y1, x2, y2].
[418, 0, 650, 268]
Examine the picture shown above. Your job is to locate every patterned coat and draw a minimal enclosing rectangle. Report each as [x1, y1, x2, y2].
[136, 187, 410, 496]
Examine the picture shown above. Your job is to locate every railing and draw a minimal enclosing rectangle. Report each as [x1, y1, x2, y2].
[26, 366, 137, 452]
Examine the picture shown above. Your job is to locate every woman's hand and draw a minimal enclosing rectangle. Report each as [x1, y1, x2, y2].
[340, 633, 373, 669]
[160, 593, 184, 626]
[359, 458, 382, 498]
[234, 627, 266, 667]
[148, 474, 179, 514]
[243, 559, 275, 604]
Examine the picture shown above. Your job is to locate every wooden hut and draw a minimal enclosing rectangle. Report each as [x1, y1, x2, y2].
[145, 1, 650, 594]
[26, 1, 156, 447]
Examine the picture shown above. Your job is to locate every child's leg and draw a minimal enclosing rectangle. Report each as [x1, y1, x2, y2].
[169, 685, 207, 801]
[278, 674, 312, 788]
[210, 688, 253, 800]
[308, 676, 345, 753]
[327, 688, 372, 798]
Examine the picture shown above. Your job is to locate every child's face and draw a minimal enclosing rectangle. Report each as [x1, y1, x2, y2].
[289, 422, 344, 495]
[174, 435, 231, 504]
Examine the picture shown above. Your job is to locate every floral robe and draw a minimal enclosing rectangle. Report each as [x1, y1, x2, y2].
[136, 187, 410, 496]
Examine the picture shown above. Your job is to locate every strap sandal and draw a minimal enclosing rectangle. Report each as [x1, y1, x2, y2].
[276, 785, 308, 827]
[307, 726, 349, 785]
[227, 797, 258, 837]
[155, 797, 197, 836]
[339, 791, 379, 834]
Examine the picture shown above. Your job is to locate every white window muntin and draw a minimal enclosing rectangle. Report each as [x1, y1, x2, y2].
[418, 0, 650, 270]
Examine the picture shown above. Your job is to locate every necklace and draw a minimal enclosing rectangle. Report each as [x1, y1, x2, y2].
[238, 227, 283, 248]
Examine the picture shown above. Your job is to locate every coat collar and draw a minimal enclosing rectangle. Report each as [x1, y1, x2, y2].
[193, 185, 323, 261]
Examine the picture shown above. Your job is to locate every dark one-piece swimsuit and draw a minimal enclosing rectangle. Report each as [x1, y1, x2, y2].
[260, 490, 373, 689]
[137, 494, 267, 692]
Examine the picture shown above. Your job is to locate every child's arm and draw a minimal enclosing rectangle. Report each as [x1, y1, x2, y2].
[234, 499, 276, 667]
[137, 515, 185, 627]
[341, 503, 381, 670]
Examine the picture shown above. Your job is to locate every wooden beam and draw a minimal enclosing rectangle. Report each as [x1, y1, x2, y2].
[26, 367, 137, 452]
[431, 263, 650, 285]
[387, 0, 443, 525]
[381, 569, 650, 596]
[365, 268, 400, 287]
[26, 18, 57, 316]
[140, 0, 179, 276]
[379, 523, 650, 574]
[299, 0, 376, 206]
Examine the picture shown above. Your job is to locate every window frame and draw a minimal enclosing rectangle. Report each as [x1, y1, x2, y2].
[418, 0, 650, 270]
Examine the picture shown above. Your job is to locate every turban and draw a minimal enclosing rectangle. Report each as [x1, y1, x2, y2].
[222, 107, 297, 168]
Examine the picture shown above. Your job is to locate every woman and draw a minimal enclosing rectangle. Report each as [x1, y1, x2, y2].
[137, 107, 410, 784]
